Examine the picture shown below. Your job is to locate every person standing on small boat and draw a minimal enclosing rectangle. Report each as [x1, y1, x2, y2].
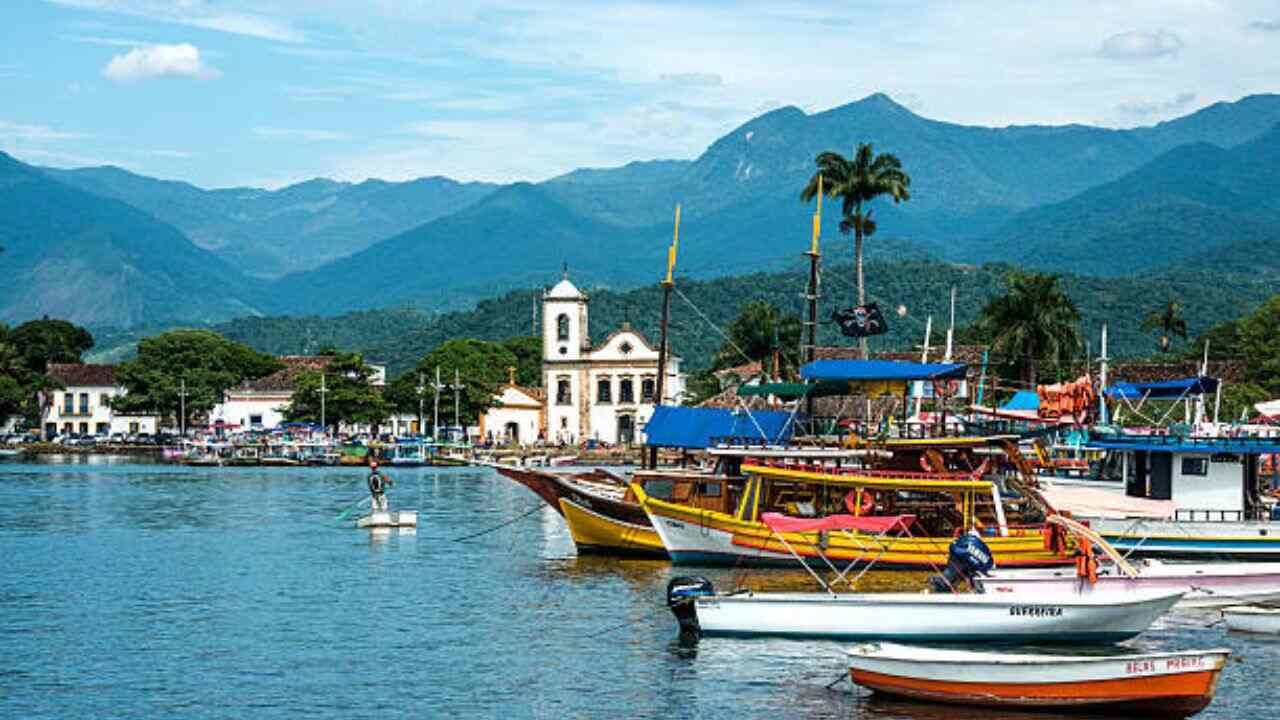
[367, 460, 393, 512]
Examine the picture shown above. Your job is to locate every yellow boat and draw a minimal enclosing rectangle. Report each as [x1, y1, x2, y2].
[558, 496, 667, 557]
[634, 460, 1074, 569]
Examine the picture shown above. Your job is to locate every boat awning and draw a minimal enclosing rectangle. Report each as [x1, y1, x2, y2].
[1001, 390, 1041, 412]
[761, 512, 916, 534]
[1106, 376, 1219, 400]
[1090, 437, 1280, 455]
[800, 359, 967, 382]
[1039, 486, 1175, 520]
[642, 405, 796, 449]
[744, 462, 995, 490]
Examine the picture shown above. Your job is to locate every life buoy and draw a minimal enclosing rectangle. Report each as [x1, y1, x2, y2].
[861, 490, 876, 515]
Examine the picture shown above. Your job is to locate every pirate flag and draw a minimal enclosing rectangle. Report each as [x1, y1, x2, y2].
[831, 303, 888, 338]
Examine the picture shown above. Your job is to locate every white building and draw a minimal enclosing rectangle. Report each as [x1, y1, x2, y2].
[539, 275, 684, 445]
[40, 364, 158, 438]
[478, 371, 545, 445]
[212, 356, 390, 432]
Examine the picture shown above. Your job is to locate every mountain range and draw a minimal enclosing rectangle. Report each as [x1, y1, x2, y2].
[3, 92, 1280, 328]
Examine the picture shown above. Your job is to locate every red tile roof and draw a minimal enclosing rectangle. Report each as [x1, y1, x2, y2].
[234, 356, 334, 393]
[46, 363, 116, 387]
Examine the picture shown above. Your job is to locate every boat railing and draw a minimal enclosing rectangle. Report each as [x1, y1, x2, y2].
[1173, 508, 1254, 523]
[748, 458, 982, 482]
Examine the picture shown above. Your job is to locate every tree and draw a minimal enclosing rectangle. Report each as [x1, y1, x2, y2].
[286, 352, 393, 431]
[801, 143, 911, 357]
[714, 301, 803, 377]
[113, 329, 282, 429]
[0, 318, 95, 424]
[1142, 299, 1188, 353]
[975, 271, 1082, 387]
[500, 336, 543, 387]
[385, 339, 517, 431]
[1236, 295, 1280, 397]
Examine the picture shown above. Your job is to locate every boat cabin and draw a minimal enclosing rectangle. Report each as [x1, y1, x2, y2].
[1092, 437, 1280, 521]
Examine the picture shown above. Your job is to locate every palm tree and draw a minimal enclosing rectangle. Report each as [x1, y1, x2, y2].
[801, 143, 911, 358]
[1141, 300, 1188, 353]
[977, 271, 1082, 387]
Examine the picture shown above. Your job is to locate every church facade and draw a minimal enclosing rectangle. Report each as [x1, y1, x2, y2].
[481, 274, 684, 446]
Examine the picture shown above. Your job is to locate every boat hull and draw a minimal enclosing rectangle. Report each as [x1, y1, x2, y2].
[1094, 519, 1280, 559]
[1222, 605, 1280, 634]
[558, 497, 666, 557]
[641, 494, 1070, 569]
[848, 643, 1227, 717]
[981, 561, 1280, 608]
[690, 590, 1182, 643]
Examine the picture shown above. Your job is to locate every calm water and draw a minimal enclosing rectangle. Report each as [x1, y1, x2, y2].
[1, 457, 1277, 719]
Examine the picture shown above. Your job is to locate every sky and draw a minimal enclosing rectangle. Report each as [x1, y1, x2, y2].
[2, 0, 1279, 189]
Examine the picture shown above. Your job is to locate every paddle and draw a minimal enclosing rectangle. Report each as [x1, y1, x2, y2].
[334, 496, 371, 521]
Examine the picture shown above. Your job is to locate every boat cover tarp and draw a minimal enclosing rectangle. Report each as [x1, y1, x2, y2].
[1000, 390, 1041, 412]
[760, 512, 916, 534]
[737, 382, 810, 398]
[801, 359, 967, 382]
[1090, 437, 1280, 455]
[643, 405, 795, 449]
[1039, 486, 1175, 520]
[1105, 376, 1219, 400]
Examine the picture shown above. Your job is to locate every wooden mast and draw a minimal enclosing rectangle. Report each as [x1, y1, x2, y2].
[804, 176, 822, 422]
[649, 204, 680, 468]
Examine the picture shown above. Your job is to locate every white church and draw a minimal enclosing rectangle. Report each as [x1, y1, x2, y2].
[479, 274, 685, 446]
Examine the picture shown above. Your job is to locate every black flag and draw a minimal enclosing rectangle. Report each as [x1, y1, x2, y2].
[831, 303, 888, 338]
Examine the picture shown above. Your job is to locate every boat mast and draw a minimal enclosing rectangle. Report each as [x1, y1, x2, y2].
[453, 367, 461, 434]
[804, 176, 822, 421]
[650, 203, 680, 469]
[1098, 323, 1109, 425]
[432, 365, 441, 440]
[417, 373, 425, 437]
[915, 315, 932, 420]
[318, 372, 328, 435]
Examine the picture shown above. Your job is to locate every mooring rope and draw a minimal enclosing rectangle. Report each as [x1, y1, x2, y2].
[450, 503, 544, 542]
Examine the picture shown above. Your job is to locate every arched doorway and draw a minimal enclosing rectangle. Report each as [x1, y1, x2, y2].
[617, 414, 634, 445]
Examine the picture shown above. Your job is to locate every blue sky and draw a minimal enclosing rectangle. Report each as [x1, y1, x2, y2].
[2, 1, 1279, 189]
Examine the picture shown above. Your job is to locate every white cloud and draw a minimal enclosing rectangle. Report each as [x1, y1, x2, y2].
[62, 34, 145, 47]
[1100, 30, 1183, 60]
[252, 127, 349, 143]
[659, 72, 723, 88]
[102, 43, 219, 82]
[46, 1, 303, 42]
[1116, 91, 1197, 117]
[0, 120, 86, 142]
[149, 149, 194, 159]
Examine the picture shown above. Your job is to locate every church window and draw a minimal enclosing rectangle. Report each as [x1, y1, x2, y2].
[556, 378, 572, 405]
[556, 314, 570, 341]
[619, 341, 633, 355]
[619, 377, 635, 404]
[641, 378, 655, 403]
[597, 377, 612, 404]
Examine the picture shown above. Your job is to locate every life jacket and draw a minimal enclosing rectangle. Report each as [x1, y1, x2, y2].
[368, 472, 385, 494]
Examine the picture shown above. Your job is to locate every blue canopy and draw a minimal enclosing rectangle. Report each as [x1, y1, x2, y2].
[1091, 436, 1280, 456]
[643, 406, 796, 449]
[800, 359, 967, 382]
[1105, 376, 1219, 400]
[1000, 390, 1040, 412]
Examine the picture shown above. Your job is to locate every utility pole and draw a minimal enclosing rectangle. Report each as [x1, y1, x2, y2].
[1098, 323, 1110, 425]
[417, 373, 425, 437]
[318, 373, 329, 435]
[532, 292, 538, 336]
[804, 175, 822, 424]
[432, 365, 441, 440]
[650, 204, 680, 469]
[178, 378, 188, 437]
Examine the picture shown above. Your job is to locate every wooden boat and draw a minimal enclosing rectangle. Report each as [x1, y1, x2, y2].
[260, 443, 302, 466]
[636, 461, 1073, 568]
[670, 581, 1183, 642]
[0, 447, 24, 457]
[846, 642, 1229, 717]
[559, 496, 666, 556]
[983, 559, 1280, 608]
[1221, 605, 1280, 634]
[356, 510, 417, 529]
[385, 440, 427, 467]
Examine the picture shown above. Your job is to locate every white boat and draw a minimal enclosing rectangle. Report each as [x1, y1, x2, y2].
[847, 642, 1230, 717]
[356, 510, 418, 529]
[0, 448, 23, 457]
[667, 578, 1182, 643]
[982, 559, 1280, 608]
[1221, 605, 1280, 634]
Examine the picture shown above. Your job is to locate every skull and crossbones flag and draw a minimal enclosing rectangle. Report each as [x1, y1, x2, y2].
[831, 303, 888, 338]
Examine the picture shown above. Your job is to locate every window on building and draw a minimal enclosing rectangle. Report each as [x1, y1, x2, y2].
[560, 417, 568, 429]
[641, 378, 655, 403]
[597, 377, 612, 404]
[556, 379, 572, 405]
[556, 314, 570, 341]
[78, 422, 88, 434]
[250, 414, 263, 427]
[619, 378, 635, 404]
[62, 423, 72, 434]
[96, 423, 109, 435]
[129, 422, 139, 433]
[79, 393, 89, 414]
[1181, 457, 1209, 476]
[63, 393, 74, 413]
[100, 393, 111, 408]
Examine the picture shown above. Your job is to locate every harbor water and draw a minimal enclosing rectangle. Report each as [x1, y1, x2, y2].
[2, 458, 1277, 719]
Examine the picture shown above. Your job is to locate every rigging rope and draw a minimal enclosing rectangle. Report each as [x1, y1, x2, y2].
[450, 503, 544, 542]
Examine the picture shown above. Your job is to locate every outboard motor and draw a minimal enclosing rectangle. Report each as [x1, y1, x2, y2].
[928, 532, 995, 594]
[667, 576, 715, 635]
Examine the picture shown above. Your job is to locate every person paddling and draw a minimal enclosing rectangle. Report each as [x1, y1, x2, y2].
[367, 459, 393, 512]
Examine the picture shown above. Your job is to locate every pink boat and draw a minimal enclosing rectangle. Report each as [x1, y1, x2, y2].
[980, 559, 1280, 608]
